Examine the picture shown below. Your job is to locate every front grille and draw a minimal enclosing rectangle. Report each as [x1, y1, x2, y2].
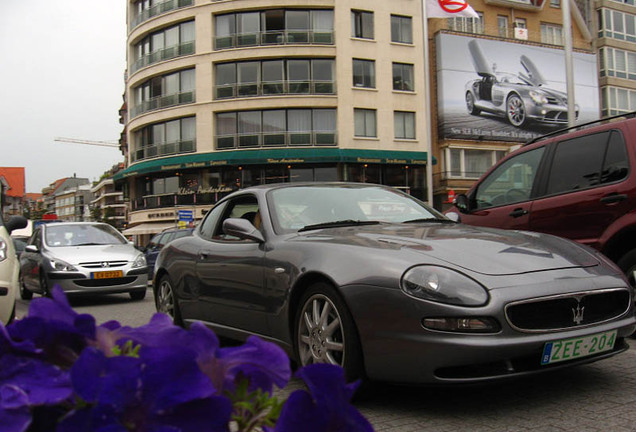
[75, 277, 137, 287]
[80, 260, 128, 269]
[506, 289, 631, 332]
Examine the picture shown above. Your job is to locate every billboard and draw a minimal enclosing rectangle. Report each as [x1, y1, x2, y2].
[436, 33, 599, 142]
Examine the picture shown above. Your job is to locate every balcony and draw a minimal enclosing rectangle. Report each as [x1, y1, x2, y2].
[216, 131, 336, 149]
[132, 190, 231, 211]
[132, 139, 196, 162]
[215, 80, 335, 99]
[130, 0, 194, 30]
[131, 41, 195, 74]
[214, 30, 335, 50]
[131, 91, 195, 118]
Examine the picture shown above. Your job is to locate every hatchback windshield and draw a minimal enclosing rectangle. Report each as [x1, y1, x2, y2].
[268, 185, 441, 233]
[45, 224, 127, 247]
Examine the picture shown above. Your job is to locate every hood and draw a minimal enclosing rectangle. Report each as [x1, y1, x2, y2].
[46, 244, 141, 266]
[296, 223, 598, 276]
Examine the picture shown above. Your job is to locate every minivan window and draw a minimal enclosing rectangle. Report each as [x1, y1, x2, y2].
[474, 147, 545, 209]
[546, 131, 627, 195]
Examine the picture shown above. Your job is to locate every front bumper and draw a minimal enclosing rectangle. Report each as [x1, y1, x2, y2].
[46, 266, 148, 295]
[526, 103, 579, 125]
[343, 273, 635, 385]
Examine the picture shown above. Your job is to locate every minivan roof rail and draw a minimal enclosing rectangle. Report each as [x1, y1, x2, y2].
[523, 111, 636, 146]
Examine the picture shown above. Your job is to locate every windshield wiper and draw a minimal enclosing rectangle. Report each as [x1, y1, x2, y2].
[402, 218, 457, 224]
[298, 220, 381, 232]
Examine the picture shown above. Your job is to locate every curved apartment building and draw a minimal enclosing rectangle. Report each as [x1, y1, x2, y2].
[116, 0, 430, 239]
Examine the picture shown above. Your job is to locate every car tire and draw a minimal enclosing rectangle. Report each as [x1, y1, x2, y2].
[156, 274, 183, 326]
[129, 289, 147, 301]
[294, 282, 364, 382]
[617, 250, 636, 338]
[506, 93, 528, 127]
[18, 271, 33, 300]
[466, 91, 481, 115]
[39, 270, 51, 298]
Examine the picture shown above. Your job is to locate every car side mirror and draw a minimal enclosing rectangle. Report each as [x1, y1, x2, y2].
[454, 194, 470, 214]
[222, 218, 265, 243]
[25, 244, 39, 253]
[6, 216, 28, 234]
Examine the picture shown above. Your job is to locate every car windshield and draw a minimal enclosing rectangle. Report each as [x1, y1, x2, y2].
[45, 224, 127, 247]
[268, 185, 442, 233]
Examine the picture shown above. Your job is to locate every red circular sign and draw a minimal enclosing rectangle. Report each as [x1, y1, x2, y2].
[438, 0, 469, 14]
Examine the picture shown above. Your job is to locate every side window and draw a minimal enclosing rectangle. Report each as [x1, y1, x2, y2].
[474, 147, 545, 209]
[158, 232, 176, 248]
[600, 131, 629, 184]
[199, 202, 227, 240]
[28, 228, 42, 248]
[147, 233, 163, 249]
[546, 132, 610, 195]
[212, 195, 261, 240]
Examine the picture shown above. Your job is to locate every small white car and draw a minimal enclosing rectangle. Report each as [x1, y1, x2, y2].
[0, 215, 28, 324]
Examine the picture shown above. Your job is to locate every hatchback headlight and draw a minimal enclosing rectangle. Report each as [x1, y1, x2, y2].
[132, 254, 147, 268]
[401, 266, 489, 306]
[0, 239, 6, 262]
[50, 258, 77, 272]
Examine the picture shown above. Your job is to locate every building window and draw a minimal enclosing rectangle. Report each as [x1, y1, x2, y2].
[391, 15, 413, 44]
[609, 0, 635, 4]
[550, 0, 561, 7]
[394, 111, 415, 139]
[598, 8, 636, 42]
[214, 9, 334, 50]
[133, 117, 196, 162]
[351, 10, 374, 39]
[354, 109, 377, 138]
[130, 0, 193, 29]
[132, 21, 195, 73]
[392, 63, 414, 91]
[600, 48, 636, 80]
[132, 68, 195, 117]
[601, 86, 636, 117]
[498, 16, 509, 38]
[215, 59, 335, 99]
[215, 109, 337, 149]
[352, 59, 375, 88]
[448, 13, 484, 34]
[445, 148, 507, 179]
[541, 23, 563, 45]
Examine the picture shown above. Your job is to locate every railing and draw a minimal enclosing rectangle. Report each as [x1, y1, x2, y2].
[216, 131, 336, 149]
[132, 139, 196, 162]
[132, 190, 231, 210]
[131, 91, 195, 118]
[131, 41, 195, 74]
[130, 0, 194, 30]
[215, 80, 335, 99]
[214, 30, 335, 50]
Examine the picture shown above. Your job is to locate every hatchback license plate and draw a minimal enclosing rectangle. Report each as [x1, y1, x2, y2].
[541, 330, 617, 365]
[91, 270, 123, 279]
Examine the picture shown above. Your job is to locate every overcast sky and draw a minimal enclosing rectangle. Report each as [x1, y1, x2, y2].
[1, 0, 127, 193]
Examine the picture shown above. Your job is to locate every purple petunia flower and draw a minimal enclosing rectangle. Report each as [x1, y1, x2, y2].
[273, 364, 373, 432]
[59, 346, 232, 432]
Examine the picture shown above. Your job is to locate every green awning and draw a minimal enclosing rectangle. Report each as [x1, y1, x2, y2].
[113, 148, 435, 181]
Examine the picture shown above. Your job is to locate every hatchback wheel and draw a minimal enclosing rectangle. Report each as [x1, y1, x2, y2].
[295, 282, 363, 382]
[39, 271, 51, 297]
[156, 275, 182, 326]
[129, 289, 147, 301]
[19, 271, 33, 300]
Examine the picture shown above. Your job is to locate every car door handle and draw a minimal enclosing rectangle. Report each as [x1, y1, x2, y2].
[509, 208, 529, 218]
[600, 193, 627, 204]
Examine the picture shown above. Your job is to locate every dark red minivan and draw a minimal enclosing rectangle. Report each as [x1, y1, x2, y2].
[447, 113, 636, 285]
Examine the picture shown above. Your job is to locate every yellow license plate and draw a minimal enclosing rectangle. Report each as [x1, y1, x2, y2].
[541, 330, 617, 365]
[91, 270, 123, 279]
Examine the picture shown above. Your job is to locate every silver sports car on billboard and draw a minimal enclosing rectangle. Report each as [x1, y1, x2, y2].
[154, 183, 635, 385]
[465, 39, 578, 128]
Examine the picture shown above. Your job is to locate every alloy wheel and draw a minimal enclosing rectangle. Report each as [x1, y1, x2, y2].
[297, 293, 345, 366]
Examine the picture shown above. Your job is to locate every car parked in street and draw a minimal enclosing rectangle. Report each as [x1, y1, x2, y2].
[0, 215, 28, 324]
[446, 112, 636, 288]
[19, 222, 148, 300]
[153, 183, 635, 385]
[143, 227, 194, 279]
[12, 236, 28, 259]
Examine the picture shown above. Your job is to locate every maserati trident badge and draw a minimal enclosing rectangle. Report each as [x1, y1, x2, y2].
[572, 300, 585, 325]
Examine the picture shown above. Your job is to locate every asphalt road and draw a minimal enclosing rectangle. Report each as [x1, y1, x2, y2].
[15, 289, 636, 432]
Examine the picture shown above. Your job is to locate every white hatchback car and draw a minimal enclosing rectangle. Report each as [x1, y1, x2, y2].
[0, 214, 28, 324]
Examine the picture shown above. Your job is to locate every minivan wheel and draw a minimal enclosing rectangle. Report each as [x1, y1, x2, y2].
[19, 271, 33, 300]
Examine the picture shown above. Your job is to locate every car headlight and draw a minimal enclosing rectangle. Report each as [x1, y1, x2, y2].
[529, 90, 548, 105]
[50, 258, 77, 272]
[132, 254, 147, 268]
[401, 266, 489, 306]
[0, 239, 6, 262]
